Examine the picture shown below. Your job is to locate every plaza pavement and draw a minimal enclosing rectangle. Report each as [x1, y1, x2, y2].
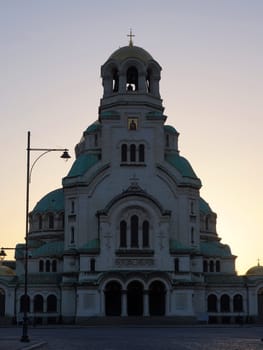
[1, 325, 263, 350]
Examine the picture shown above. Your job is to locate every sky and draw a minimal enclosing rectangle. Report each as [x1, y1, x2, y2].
[0, 0, 262, 275]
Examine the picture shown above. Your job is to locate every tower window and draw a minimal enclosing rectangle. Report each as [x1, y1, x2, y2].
[142, 220, 149, 247]
[126, 66, 138, 91]
[121, 144, 128, 162]
[90, 258, 96, 272]
[216, 260, 220, 272]
[70, 227, 75, 244]
[174, 258, 179, 272]
[39, 260, 44, 272]
[48, 214, 54, 229]
[120, 220, 127, 247]
[130, 144, 136, 162]
[112, 68, 119, 92]
[139, 144, 145, 162]
[131, 215, 139, 247]
[38, 215, 42, 230]
[46, 260, 51, 272]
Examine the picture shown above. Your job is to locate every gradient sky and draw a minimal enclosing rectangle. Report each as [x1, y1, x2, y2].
[1, 0, 262, 275]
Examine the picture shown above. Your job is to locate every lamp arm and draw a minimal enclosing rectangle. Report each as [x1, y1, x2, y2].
[29, 150, 52, 183]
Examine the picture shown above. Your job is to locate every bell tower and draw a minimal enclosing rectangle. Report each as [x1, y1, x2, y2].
[100, 35, 164, 115]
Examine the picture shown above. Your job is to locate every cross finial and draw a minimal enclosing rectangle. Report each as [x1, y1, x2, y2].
[127, 28, 135, 47]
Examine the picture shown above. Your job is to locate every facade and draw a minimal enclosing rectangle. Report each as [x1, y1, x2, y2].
[1, 40, 263, 324]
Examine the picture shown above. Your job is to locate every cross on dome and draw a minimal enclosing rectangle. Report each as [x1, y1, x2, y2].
[127, 28, 135, 47]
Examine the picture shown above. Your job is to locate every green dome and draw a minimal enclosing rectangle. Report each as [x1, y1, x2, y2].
[32, 188, 64, 213]
[84, 121, 101, 134]
[109, 45, 153, 63]
[199, 198, 213, 215]
[164, 125, 178, 134]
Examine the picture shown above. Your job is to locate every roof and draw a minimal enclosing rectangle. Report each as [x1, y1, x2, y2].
[66, 153, 100, 178]
[199, 197, 213, 215]
[109, 45, 153, 63]
[32, 188, 64, 213]
[84, 121, 101, 134]
[31, 241, 64, 258]
[165, 153, 200, 181]
[164, 125, 178, 134]
[200, 241, 232, 257]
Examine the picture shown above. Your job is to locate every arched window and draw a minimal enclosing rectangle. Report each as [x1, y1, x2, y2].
[207, 294, 217, 312]
[48, 214, 54, 229]
[142, 220, 149, 247]
[130, 144, 136, 162]
[71, 200, 75, 213]
[38, 215, 42, 230]
[112, 68, 119, 92]
[139, 144, 145, 162]
[126, 66, 138, 91]
[46, 260, 50, 272]
[121, 144, 127, 162]
[216, 260, 220, 272]
[233, 294, 243, 312]
[52, 260, 57, 272]
[166, 134, 169, 147]
[120, 220, 127, 247]
[90, 258, 96, 272]
[60, 213, 64, 229]
[205, 216, 209, 230]
[34, 294, 44, 312]
[39, 260, 44, 272]
[47, 295, 57, 313]
[131, 215, 139, 247]
[70, 227, 75, 244]
[174, 258, 179, 272]
[191, 227, 195, 244]
[220, 294, 230, 312]
[209, 260, 214, 272]
[203, 260, 208, 272]
[20, 295, 30, 313]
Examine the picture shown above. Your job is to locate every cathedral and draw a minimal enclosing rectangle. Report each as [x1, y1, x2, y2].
[1, 37, 263, 324]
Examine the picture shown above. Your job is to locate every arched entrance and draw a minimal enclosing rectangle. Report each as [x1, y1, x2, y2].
[0, 289, 5, 317]
[127, 281, 143, 316]
[257, 288, 263, 321]
[104, 281, 122, 316]
[149, 281, 165, 315]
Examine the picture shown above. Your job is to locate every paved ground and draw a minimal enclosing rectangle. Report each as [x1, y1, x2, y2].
[1, 325, 263, 350]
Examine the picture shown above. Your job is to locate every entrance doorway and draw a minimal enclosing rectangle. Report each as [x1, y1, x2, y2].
[0, 289, 5, 316]
[149, 281, 165, 315]
[258, 288, 263, 321]
[105, 281, 122, 316]
[127, 281, 143, 316]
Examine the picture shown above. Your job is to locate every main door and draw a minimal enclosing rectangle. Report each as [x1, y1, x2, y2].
[127, 281, 143, 316]
[149, 281, 165, 316]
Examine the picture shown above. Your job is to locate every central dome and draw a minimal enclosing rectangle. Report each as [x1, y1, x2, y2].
[109, 45, 153, 63]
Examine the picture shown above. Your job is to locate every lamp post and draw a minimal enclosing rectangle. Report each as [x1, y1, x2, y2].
[21, 131, 70, 343]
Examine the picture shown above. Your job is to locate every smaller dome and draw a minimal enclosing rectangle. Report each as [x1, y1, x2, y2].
[109, 45, 153, 64]
[246, 265, 263, 276]
[0, 264, 15, 276]
[32, 188, 64, 213]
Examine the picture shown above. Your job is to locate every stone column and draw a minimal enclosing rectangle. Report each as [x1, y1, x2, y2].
[121, 290, 127, 316]
[143, 290, 149, 316]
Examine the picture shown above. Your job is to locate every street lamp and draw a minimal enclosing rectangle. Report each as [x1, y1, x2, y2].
[21, 131, 70, 343]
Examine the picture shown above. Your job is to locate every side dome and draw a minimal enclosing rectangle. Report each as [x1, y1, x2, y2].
[0, 264, 15, 276]
[32, 188, 64, 213]
[246, 264, 263, 276]
[109, 45, 153, 64]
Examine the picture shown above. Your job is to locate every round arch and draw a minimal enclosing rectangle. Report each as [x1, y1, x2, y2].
[127, 280, 144, 316]
[148, 280, 166, 316]
[104, 281, 122, 316]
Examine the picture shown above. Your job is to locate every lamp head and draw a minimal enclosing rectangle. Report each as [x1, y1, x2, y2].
[60, 150, 71, 161]
[0, 248, 6, 261]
